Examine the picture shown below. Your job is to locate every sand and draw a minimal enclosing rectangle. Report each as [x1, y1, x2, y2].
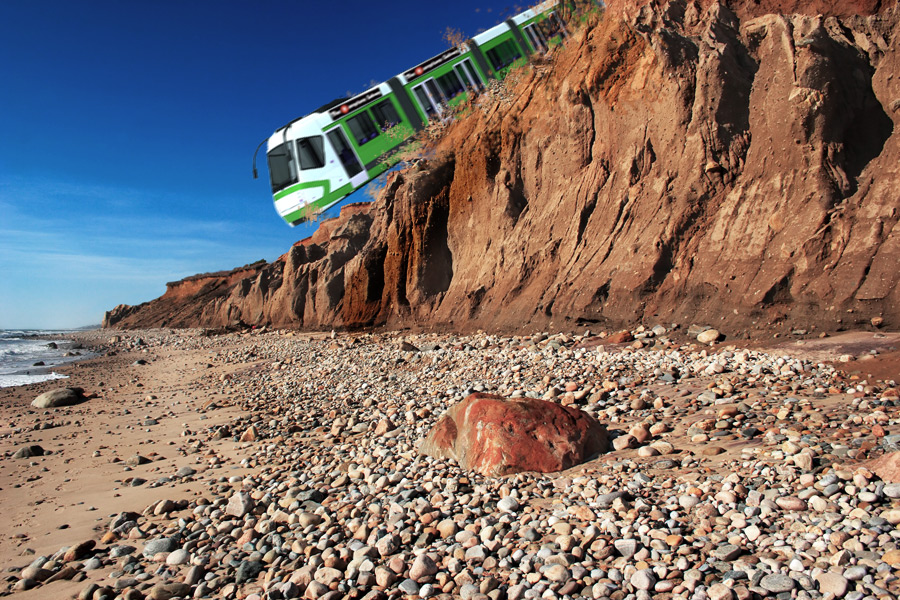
[0, 330, 263, 598]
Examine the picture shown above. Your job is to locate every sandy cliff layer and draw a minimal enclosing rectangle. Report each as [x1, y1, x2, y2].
[105, 0, 899, 335]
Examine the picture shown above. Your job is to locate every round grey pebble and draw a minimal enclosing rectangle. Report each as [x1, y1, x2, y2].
[110, 545, 136, 558]
[843, 566, 867, 581]
[497, 497, 519, 512]
[176, 466, 196, 478]
[399, 579, 420, 595]
[141, 537, 177, 558]
[882, 483, 900, 499]
[711, 544, 741, 561]
[760, 573, 795, 593]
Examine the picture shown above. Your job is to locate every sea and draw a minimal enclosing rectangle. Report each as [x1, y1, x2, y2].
[0, 330, 93, 388]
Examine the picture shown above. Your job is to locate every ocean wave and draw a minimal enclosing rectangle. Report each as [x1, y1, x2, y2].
[0, 372, 69, 389]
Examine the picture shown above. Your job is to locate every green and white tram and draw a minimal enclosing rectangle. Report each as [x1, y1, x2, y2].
[256, 2, 569, 227]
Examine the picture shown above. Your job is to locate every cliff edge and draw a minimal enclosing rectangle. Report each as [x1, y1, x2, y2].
[105, 0, 899, 336]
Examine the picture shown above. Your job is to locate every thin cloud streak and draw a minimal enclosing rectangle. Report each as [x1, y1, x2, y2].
[2, 174, 246, 213]
[0, 232, 272, 282]
[1, 177, 284, 328]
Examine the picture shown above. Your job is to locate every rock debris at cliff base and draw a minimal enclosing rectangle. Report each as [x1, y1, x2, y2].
[1, 326, 899, 600]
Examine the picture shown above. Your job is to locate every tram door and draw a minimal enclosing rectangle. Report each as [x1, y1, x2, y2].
[412, 80, 445, 122]
[326, 129, 366, 186]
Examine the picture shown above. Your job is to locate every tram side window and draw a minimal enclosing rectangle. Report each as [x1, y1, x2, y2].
[456, 60, 483, 91]
[436, 70, 465, 99]
[538, 19, 558, 41]
[414, 87, 438, 118]
[549, 12, 568, 37]
[524, 25, 547, 52]
[347, 112, 379, 145]
[371, 100, 401, 131]
[486, 39, 522, 71]
[326, 130, 363, 177]
[296, 136, 325, 170]
[267, 143, 297, 193]
[425, 80, 446, 105]
[536, 13, 568, 45]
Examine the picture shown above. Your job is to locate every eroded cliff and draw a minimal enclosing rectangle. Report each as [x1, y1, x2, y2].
[105, 0, 899, 336]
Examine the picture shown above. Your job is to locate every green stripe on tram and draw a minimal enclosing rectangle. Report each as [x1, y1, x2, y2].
[282, 182, 355, 225]
[273, 180, 330, 202]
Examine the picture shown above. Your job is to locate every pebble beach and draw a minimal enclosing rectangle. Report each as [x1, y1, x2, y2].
[1, 326, 899, 600]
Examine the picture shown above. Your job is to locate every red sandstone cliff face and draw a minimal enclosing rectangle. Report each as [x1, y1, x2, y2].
[104, 0, 899, 335]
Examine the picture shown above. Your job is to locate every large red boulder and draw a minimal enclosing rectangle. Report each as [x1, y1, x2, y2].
[420, 393, 608, 477]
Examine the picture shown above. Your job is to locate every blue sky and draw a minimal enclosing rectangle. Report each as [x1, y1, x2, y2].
[0, 0, 531, 329]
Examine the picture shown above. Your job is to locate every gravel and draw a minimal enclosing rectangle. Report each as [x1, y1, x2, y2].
[7, 326, 900, 600]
